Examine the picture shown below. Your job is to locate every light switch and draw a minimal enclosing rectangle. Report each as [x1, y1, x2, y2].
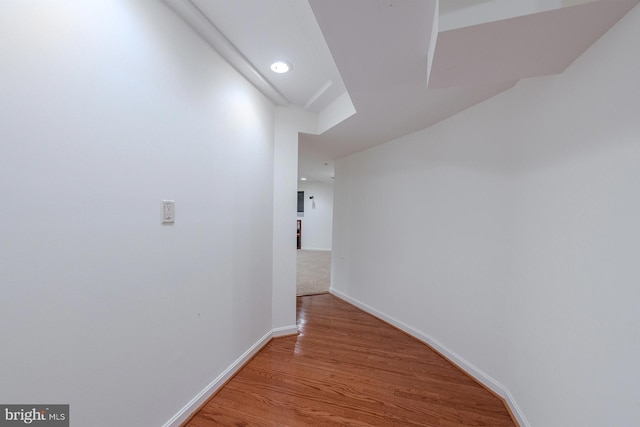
[162, 200, 175, 224]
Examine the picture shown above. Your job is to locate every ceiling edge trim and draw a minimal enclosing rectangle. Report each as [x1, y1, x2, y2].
[304, 80, 333, 110]
[426, 0, 440, 87]
[164, 0, 290, 106]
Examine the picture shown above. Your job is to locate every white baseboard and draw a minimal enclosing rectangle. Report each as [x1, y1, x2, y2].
[271, 325, 298, 337]
[162, 324, 297, 427]
[330, 288, 530, 427]
[300, 247, 331, 251]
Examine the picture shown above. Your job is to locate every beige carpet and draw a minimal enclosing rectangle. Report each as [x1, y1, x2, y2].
[296, 250, 331, 296]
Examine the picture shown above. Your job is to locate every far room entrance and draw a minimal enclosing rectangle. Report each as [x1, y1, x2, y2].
[296, 180, 333, 296]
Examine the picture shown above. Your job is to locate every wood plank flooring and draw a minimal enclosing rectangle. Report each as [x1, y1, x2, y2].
[185, 294, 516, 426]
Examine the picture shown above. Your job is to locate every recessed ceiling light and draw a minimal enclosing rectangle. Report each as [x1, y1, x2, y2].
[271, 61, 291, 74]
[301, 177, 307, 181]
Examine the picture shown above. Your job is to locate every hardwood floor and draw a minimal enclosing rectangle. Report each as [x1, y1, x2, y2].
[185, 294, 516, 426]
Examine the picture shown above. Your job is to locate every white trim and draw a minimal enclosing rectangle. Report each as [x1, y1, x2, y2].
[329, 288, 530, 427]
[162, 324, 297, 427]
[271, 325, 298, 337]
[304, 80, 333, 110]
[300, 247, 332, 252]
[163, 0, 289, 106]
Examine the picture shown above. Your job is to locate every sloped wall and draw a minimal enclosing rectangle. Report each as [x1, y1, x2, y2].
[332, 5, 640, 426]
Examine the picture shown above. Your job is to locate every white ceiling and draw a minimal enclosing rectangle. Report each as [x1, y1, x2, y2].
[165, 0, 639, 183]
[430, 0, 640, 88]
[189, 0, 346, 112]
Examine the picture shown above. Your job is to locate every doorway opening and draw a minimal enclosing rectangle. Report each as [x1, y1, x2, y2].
[296, 180, 333, 296]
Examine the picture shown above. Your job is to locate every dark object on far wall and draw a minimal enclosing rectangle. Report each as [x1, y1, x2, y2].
[298, 191, 304, 213]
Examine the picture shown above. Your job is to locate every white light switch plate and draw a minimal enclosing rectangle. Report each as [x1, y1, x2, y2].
[162, 200, 175, 224]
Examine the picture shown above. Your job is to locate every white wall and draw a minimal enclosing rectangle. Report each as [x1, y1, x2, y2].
[332, 4, 640, 427]
[0, 1, 275, 426]
[298, 181, 334, 251]
[272, 106, 318, 331]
